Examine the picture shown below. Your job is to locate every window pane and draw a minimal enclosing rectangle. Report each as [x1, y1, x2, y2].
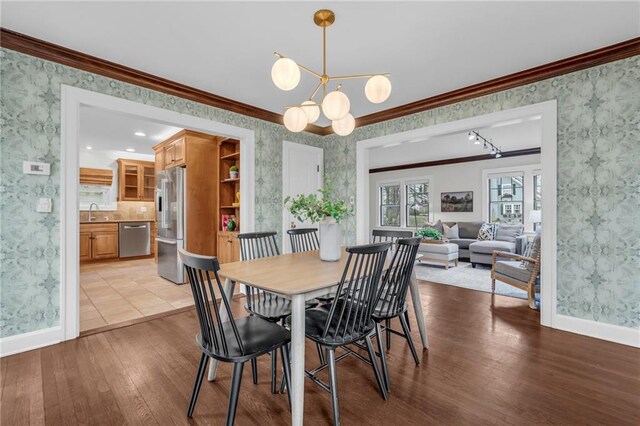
[489, 175, 523, 224]
[381, 206, 400, 227]
[407, 204, 429, 228]
[534, 174, 542, 211]
[380, 185, 400, 205]
[406, 181, 429, 227]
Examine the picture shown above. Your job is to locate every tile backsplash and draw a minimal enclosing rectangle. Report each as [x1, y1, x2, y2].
[79, 201, 155, 221]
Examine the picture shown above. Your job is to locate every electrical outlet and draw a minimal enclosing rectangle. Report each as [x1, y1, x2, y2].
[349, 196, 355, 204]
[139, 206, 147, 213]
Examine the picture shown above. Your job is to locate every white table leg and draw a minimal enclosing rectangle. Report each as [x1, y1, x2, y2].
[290, 294, 306, 426]
[408, 269, 429, 349]
[208, 278, 236, 381]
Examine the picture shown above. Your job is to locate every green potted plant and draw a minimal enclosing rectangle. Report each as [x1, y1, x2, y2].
[229, 165, 239, 179]
[284, 185, 352, 261]
[416, 227, 442, 241]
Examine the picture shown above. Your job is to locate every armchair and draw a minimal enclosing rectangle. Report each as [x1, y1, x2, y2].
[491, 233, 541, 309]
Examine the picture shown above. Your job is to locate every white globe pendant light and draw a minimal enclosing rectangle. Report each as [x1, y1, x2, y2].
[271, 58, 301, 91]
[332, 113, 355, 136]
[322, 90, 350, 120]
[365, 75, 392, 104]
[283, 107, 308, 132]
[301, 100, 320, 124]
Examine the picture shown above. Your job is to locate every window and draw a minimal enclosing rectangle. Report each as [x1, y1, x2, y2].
[533, 173, 542, 211]
[406, 182, 430, 228]
[379, 184, 401, 227]
[489, 174, 524, 224]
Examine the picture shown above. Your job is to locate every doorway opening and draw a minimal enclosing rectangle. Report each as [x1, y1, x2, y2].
[61, 86, 255, 340]
[355, 101, 557, 327]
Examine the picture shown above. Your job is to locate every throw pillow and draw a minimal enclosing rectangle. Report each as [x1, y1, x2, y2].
[443, 223, 459, 239]
[477, 223, 495, 241]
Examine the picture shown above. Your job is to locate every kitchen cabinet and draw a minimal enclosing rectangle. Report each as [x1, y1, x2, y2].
[161, 137, 186, 169]
[217, 231, 240, 264]
[80, 223, 119, 262]
[79, 167, 113, 186]
[79, 231, 92, 261]
[117, 159, 155, 201]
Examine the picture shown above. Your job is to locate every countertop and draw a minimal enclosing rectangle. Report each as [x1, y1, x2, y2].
[80, 219, 155, 224]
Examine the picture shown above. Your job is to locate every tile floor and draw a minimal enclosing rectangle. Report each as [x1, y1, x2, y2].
[80, 258, 194, 332]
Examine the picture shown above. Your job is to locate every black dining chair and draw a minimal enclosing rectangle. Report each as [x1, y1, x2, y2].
[287, 242, 391, 426]
[371, 228, 416, 344]
[371, 236, 422, 391]
[237, 232, 316, 392]
[179, 249, 292, 425]
[371, 229, 414, 244]
[287, 227, 320, 253]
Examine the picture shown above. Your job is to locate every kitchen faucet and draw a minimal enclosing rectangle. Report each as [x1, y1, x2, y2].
[88, 203, 99, 222]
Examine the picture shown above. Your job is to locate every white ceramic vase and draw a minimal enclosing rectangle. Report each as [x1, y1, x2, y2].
[319, 218, 341, 262]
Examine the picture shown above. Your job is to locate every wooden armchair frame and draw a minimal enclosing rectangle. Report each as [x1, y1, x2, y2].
[491, 250, 541, 309]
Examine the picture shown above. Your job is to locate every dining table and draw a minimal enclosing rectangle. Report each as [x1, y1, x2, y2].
[207, 248, 429, 426]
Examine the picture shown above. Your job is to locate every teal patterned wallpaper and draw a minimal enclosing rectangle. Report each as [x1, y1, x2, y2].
[325, 56, 640, 328]
[0, 48, 324, 338]
[1, 47, 638, 338]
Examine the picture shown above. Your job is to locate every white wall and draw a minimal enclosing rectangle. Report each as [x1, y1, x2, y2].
[369, 153, 541, 231]
[79, 150, 154, 210]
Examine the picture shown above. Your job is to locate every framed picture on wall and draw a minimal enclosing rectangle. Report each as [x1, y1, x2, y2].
[441, 191, 473, 212]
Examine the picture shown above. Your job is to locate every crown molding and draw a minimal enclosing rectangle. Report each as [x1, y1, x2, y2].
[369, 148, 541, 174]
[1, 28, 638, 138]
[354, 36, 640, 130]
[0, 28, 327, 135]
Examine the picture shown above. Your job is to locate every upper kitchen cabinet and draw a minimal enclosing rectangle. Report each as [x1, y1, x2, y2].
[117, 159, 155, 201]
[79, 167, 113, 186]
[154, 131, 190, 171]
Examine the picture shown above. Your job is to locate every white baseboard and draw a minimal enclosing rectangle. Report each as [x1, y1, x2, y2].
[554, 315, 640, 348]
[0, 326, 62, 357]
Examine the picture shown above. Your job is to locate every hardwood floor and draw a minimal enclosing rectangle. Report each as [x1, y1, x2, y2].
[2, 282, 639, 425]
[80, 258, 193, 332]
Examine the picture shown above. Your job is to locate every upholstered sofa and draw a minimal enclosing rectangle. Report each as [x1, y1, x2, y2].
[429, 221, 526, 266]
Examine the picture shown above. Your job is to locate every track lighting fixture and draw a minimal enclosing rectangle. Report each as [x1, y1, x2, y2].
[468, 130, 502, 158]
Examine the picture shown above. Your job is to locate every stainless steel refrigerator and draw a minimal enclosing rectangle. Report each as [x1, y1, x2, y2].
[155, 167, 185, 284]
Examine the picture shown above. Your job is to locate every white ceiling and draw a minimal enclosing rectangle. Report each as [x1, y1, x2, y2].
[79, 105, 182, 155]
[3, 2, 639, 126]
[369, 116, 541, 168]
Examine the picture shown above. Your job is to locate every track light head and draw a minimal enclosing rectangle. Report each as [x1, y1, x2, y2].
[468, 132, 475, 141]
[495, 152, 502, 158]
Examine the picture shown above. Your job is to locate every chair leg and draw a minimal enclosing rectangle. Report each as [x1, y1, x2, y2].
[251, 358, 258, 384]
[226, 362, 244, 426]
[404, 311, 411, 331]
[281, 344, 292, 410]
[327, 348, 340, 426]
[187, 353, 208, 417]
[399, 313, 420, 366]
[375, 322, 390, 392]
[270, 349, 278, 394]
[316, 342, 326, 365]
[385, 318, 391, 350]
[365, 335, 388, 401]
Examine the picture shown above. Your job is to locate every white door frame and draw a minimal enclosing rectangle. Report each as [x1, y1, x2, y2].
[60, 85, 256, 340]
[355, 100, 557, 328]
[282, 141, 324, 252]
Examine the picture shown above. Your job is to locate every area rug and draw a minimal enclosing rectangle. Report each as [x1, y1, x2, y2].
[414, 260, 528, 300]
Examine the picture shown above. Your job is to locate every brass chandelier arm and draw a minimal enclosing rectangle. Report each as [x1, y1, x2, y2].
[308, 81, 323, 101]
[329, 72, 391, 81]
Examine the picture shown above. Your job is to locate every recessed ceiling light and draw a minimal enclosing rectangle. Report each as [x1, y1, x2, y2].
[85, 146, 92, 150]
[134, 132, 146, 137]
[126, 148, 135, 152]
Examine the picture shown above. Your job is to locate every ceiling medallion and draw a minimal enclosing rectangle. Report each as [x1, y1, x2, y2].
[271, 9, 391, 136]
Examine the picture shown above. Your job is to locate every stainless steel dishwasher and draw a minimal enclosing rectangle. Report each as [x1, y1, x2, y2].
[119, 222, 151, 257]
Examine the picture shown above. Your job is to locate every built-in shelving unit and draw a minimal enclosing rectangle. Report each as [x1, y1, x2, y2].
[217, 139, 241, 264]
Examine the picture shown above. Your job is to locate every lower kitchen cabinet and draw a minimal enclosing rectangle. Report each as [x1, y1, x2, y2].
[80, 223, 119, 262]
[217, 231, 240, 264]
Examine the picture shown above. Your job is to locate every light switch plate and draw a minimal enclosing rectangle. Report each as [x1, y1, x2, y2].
[23, 161, 51, 175]
[37, 198, 52, 213]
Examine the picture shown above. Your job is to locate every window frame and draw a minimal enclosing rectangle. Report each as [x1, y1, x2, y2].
[377, 176, 432, 228]
[378, 182, 402, 227]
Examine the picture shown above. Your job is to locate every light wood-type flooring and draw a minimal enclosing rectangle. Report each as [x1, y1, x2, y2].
[80, 258, 193, 332]
[3, 282, 639, 425]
